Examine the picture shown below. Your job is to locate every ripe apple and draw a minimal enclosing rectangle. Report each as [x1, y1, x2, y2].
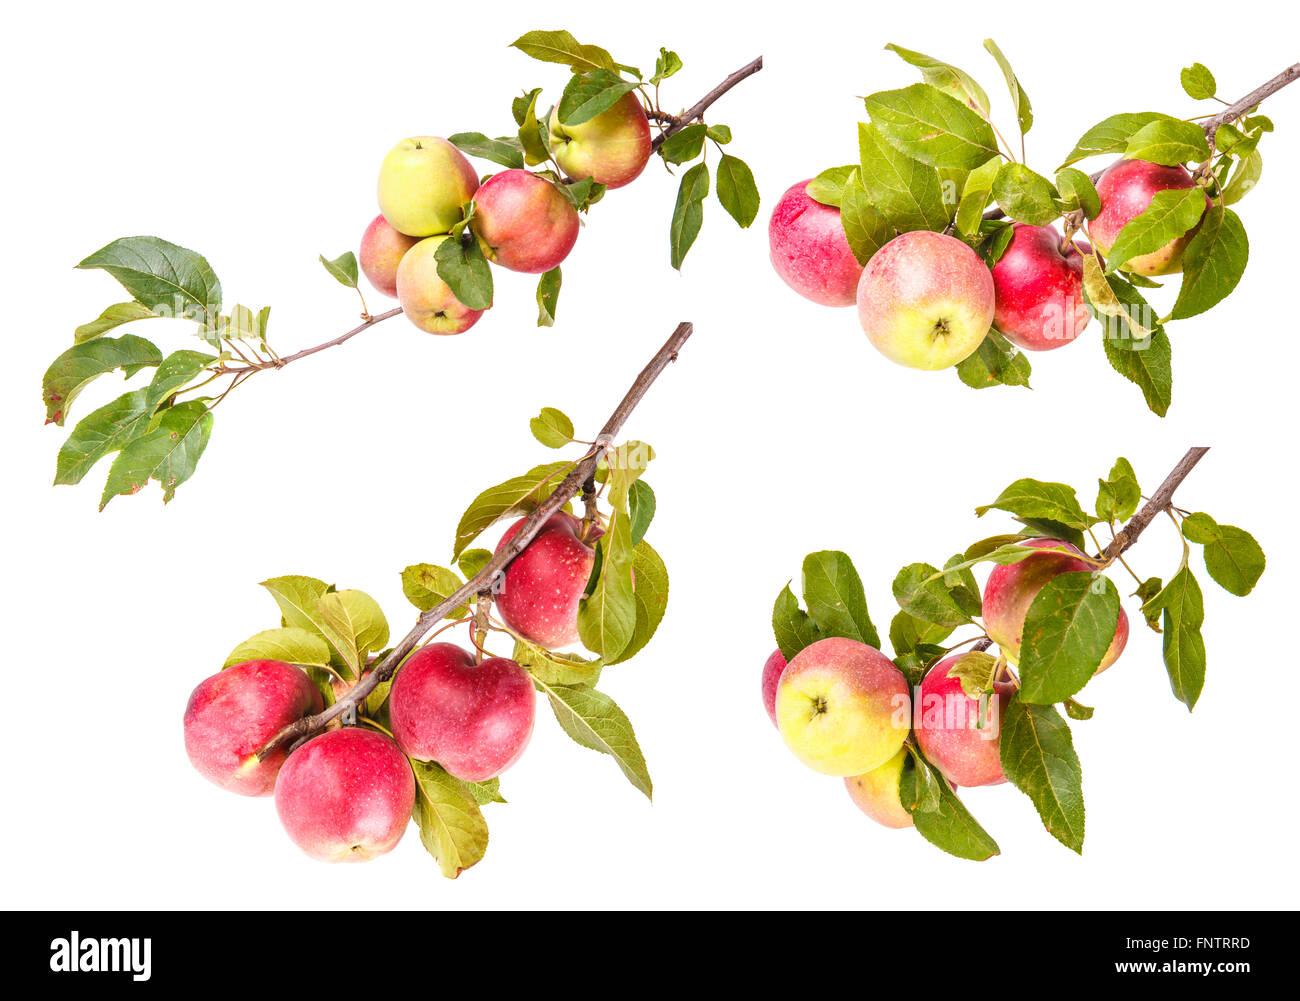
[992, 223, 1092, 351]
[914, 655, 1016, 788]
[183, 659, 323, 797]
[274, 727, 415, 863]
[395, 236, 485, 335]
[548, 93, 652, 189]
[1091, 159, 1209, 276]
[775, 636, 910, 777]
[359, 215, 419, 299]
[983, 538, 1129, 672]
[845, 748, 913, 829]
[389, 643, 535, 782]
[768, 180, 864, 307]
[856, 230, 995, 370]
[761, 649, 787, 727]
[494, 512, 600, 650]
[470, 169, 580, 274]
[377, 137, 480, 238]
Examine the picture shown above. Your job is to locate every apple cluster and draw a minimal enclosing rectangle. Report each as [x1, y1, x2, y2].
[769, 155, 1206, 370]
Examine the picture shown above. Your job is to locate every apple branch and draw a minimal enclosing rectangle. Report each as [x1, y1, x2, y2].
[216, 307, 404, 376]
[650, 56, 764, 153]
[1102, 446, 1210, 562]
[255, 320, 696, 759]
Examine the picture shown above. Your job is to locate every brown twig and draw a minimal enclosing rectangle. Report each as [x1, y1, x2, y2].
[1102, 447, 1210, 562]
[217, 307, 404, 376]
[255, 321, 696, 759]
[650, 56, 763, 153]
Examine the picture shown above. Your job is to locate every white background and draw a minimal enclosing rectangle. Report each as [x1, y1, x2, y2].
[4, 0, 1296, 910]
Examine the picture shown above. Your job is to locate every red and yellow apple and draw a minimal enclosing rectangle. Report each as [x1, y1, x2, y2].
[377, 137, 480, 237]
[768, 180, 864, 307]
[395, 236, 484, 335]
[992, 223, 1092, 351]
[775, 637, 910, 777]
[845, 748, 913, 829]
[1091, 159, 1208, 276]
[494, 512, 599, 650]
[856, 230, 995, 369]
[548, 93, 652, 189]
[359, 215, 419, 299]
[914, 654, 1015, 788]
[183, 659, 323, 797]
[470, 169, 580, 273]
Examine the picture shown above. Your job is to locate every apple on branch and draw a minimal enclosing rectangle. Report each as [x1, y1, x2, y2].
[845, 748, 914, 829]
[396, 235, 485, 334]
[377, 137, 480, 238]
[991, 223, 1092, 351]
[914, 654, 1015, 788]
[1091, 159, 1210, 276]
[470, 169, 580, 274]
[494, 511, 600, 650]
[768, 180, 864, 307]
[548, 92, 652, 189]
[359, 215, 419, 299]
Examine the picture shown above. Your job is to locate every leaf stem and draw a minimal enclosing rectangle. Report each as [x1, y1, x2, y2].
[649, 56, 763, 154]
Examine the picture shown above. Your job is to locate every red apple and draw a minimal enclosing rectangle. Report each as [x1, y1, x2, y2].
[1091, 159, 1208, 276]
[768, 180, 864, 307]
[274, 727, 415, 863]
[184, 660, 323, 797]
[983, 538, 1129, 673]
[761, 649, 787, 728]
[395, 235, 484, 335]
[914, 654, 1016, 788]
[470, 169, 580, 274]
[359, 215, 419, 298]
[388, 643, 535, 782]
[548, 92, 652, 189]
[992, 223, 1092, 351]
[494, 511, 600, 650]
[857, 230, 995, 370]
[845, 748, 913, 829]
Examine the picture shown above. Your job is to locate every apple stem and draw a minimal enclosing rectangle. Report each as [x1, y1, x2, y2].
[255, 321, 697, 760]
[649, 56, 763, 154]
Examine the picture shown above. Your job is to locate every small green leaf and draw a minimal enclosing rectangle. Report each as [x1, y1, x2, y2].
[1124, 118, 1211, 166]
[975, 479, 1093, 529]
[651, 47, 682, 84]
[452, 461, 570, 558]
[401, 564, 469, 617]
[1055, 167, 1101, 219]
[448, 132, 525, 169]
[715, 154, 760, 228]
[1180, 63, 1217, 101]
[805, 165, 856, 207]
[509, 30, 617, 72]
[669, 162, 709, 270]
[801, 551, 880, 648]
[535, 266, 562, 327]
[74, 302, 158, 344]
[1060, 112, 1174, 167]
[558, 69, 637, 126]
[434, 235, 494, 311]
[982, 39, 1032, 134]
[319, 251, 359, 288]
[627, 480, 656, 546]
[992, 162, 1060, 225]
[1143, 561, 1206, 709]
[772, 583, 823, 661]
[899, 754, 1000, 860]
[658, 123, 706, 164]
[42, 335, 163, 426]
[1222, 149, 1262, 205]
[224, 627, 332, 670]
[529, 406, 575, 448]
[457, 548, 492, 579]
[706, 124, 732, 144]
[1104, 187, 1207, 274]
[893, 563, 971, 629]
[514, 637, 602, 687]
[604, 539, 669, 665]
[956, 329, 1032, 389]
[954, 155, 1004, 238]
[839, 168, 893, 265]
[1096, 457, 1141, 523]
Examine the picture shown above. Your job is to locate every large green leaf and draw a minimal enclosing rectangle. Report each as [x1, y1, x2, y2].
[53, 389, 153, 485]
[864, 83, 1000, 169]
[839, 168, 894, 265]
[992, 162, 1060, 225]
[1000, 696, 1084, 853]
[1124, 118, 1211, 166]
[975, 478, 1093, 529]
[669, 162, 709, 270]
[1018, 573, 1120, 704]
[857, 122, 948, 233]
[558, 70, 638, 126]
[900, 754, 1000, 860]
[77, 236, 221, 325]
[537, 680, 652, 799]
[1170, 206, 1247, 319]
[223, 627, 333, 670]
[772, 583, 823, 661]
[1059, 112, 1173, 167]
[605, 540, 669, 665]
[982, 39, 1032, 134]
[892, 563, 972, 629]
[42, 335, 162, 425]
[410, 759, 489, 879]
[435, 235, 494, 311]
[98, 400, 212, 509]
[1143, 561, 1206, 709]
[715, 154, 760, 228]
[800, 551, 879, 648]
[510, 30, 618, 72]
[453, 461, 571, 558]
[1104, 188, 1207, 274]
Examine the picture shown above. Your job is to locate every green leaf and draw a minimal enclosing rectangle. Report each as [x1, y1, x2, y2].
[606, 539, 669, 664]
[554, 175, 604, 213]
[892, 563, 972, 628]
[805, 165, 856, 207]
[510, 30, 617, 72]
[857, 122, 949, 233]
[772, 583, 823, 661]
[465, 778, 506, 806]
[514, 636, 602, 686]
[1124, 118, 1211, 166]
[535, 266, 562, 327]
[1018, 573, 1120, 704]
[1060, 112, 1173, 167]
[1143, 561, 1206, 709]
[261, 576, 330, 632]
[142, 350, 217, 411]
[627, 480, 656, 547]
[318, 251, 358, 288]
[839, 168, 893, 265]
[529, 406, 575, 448]
[1222, 149, 1262, 205]
[882, 43, 991, 115]
[1181, 515, 1265, 596]
[669, 162, 709, 270]
[992, 162, 1060, 225]
[800, 551, 880, 648]
[975, 479, 1092, 529]
[514, 89, 549, 166]
[1096, 457, 1141, 523]
[410, 759, 489, 878]
[1055, 167, 1101, 219]
[315, 589, 390, 680]
[1169, 206, 1247, 319]
[651, 47, 682, 85]
[434, 235, 493, 311]
[401, 564, 469, 617]
[1000, 696, 1085, 853]
[536, 679, 652, 799]
[888, 610, 954, 657]
[558, 69, 637, 126]
[954, 155, 1003, 238]
[448, 132, 525, 169]
[715, 154, 760, 228]
[1181, 62, 1217, 100]
[53, 389, 153, 485]
[706, 124, 732, 144]
[223, 627, 332, 670]
[577, 481, 636, 660]
[77, 236, 222, 326]
[982, 39, 1032, 134]
[42, 335, 163, 426]
[899, 755, 1000, 860]
[74, 302, 158, 344]
[956, 329, 1032, 389]
[452, 461, 571, 558]
[658, 123, 706, 164]
[864, 83, 1000, 169]
[457, 548, 492, 578]
[98, 400, 213, 509]
[1104, 187, 1207, 274]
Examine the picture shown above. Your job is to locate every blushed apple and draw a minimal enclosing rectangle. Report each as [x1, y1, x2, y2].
[768, 180, 864, 307]
[914, 654, 1016, 788]
[395, 236, 484, 335]
[845, 748, 913, 829]
[359, 215, 419, 298]
[1091, 159, 1208, 276]
[494, 511, 600, 650]
[389, 643, 535, 782]
[761, 649, 787, 727]
[274, 727, 415, 863]
[377, 137, 480, 238]
[775, 637, 910, 777]
[856, 230, 995, 370]
[183, 659, 323, 797]
[470, 169, 580, 273]
[983, 538, 1129, 673]
[992, 223, 1092, 351]
[548, 93, 652, 189]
